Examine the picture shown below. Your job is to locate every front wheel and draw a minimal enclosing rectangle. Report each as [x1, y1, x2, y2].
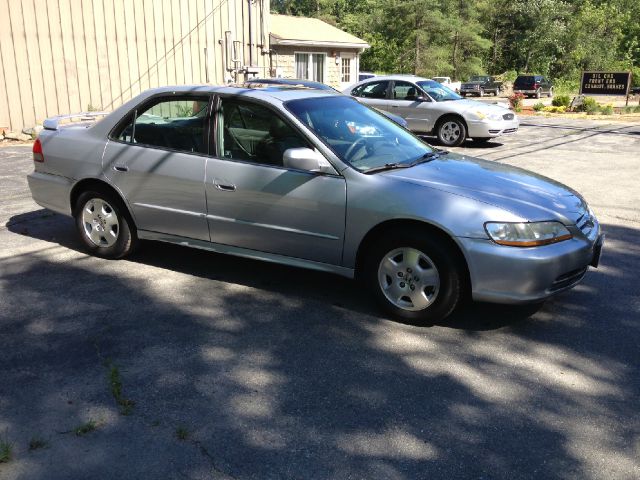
[437, 116, 466, 147]
[479, 88, 485, 97]
[74, 189, 137, 259]
[535, 88, 542, 99]
[548, 87, 553, 98]
[364, 231, 464, 324]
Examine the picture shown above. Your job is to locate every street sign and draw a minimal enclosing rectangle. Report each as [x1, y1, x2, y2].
[580, 72, 631, 96]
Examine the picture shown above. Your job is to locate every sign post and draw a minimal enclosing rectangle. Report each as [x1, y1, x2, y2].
[580, 71, 631, 106]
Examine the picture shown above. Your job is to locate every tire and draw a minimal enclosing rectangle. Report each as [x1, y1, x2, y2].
[548, 87, 553, 98]
[461, 92, 467, 97]
[479, 88, 485, 97]
[535, 88, 542, 99]
[364, 229, 464, 324]
[74, 188, 137, 259]
[436, 116, 466, 147]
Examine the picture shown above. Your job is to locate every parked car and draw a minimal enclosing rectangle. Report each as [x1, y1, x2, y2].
[28, 85, 603, 324]
[251, 78, 408, 128]
[433, 76, 461, 93]
[460, 75, 502, 97]
[358, 72, 376, 81]
[513, 75, 553, 98]
[343, 74, 519, 146]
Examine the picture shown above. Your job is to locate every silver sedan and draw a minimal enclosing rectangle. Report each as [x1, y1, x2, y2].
[343, 74, 519, 146]
[28, 85, 603, 324]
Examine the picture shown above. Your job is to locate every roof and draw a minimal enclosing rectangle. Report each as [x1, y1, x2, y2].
[270, 14, 369, 49]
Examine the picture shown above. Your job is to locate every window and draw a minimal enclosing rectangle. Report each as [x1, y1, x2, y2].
[115, 96, 210, 154]
[351, 80, 389, 99]
[392, 81, 419, 100]
[295, 52, 325, 82]
[218, 98, 309, 167]
[341, 57, 351, 83]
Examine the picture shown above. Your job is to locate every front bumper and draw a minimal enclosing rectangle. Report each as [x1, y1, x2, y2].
[466, 117, 520, 139]
[459, 223, 602, 304]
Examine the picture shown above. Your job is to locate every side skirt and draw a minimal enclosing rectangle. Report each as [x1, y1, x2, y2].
[138, 230, 355, 279]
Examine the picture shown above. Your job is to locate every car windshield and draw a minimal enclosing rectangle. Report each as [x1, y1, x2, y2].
[286, 96, 434, 173]
[416, 80, 462, 102]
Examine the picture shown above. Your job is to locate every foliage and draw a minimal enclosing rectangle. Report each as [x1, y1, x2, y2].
[552, 94, 571, 107]
[533, 102, 545, 111]
[272, 0, 640, 87]
[0, 435, 11, 463]
[542, 105, 567, 113]
[599, 104, 614, 115]
[509, 92, 525, 112]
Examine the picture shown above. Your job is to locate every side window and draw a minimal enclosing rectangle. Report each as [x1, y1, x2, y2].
[116, 96, 210, 154]
[352, 80, 389, 99]
[392, 81, 419, 100]
[218, 98, 309, 167]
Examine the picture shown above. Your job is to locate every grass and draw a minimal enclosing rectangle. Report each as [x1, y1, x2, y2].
[28, 437, 48, 451]
[175, 426, 189, 441]
[74, 420, 98, 436]
[108, 364, 135, 415]
[0, 436, 12, 463]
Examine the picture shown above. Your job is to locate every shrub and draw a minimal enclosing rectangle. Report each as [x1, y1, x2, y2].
[533, 102, 545, 111]
[509, 92, 525, 112]
[575, 97, 599, 114]
[542, 106, 567, 113]
[552, 94, 571, 107]
[600, 104, 614, 115]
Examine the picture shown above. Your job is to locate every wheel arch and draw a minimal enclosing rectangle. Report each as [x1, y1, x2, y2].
[434, 112, 468, 132]
[69, 178, 137, 227]
[354, 218, 471, 296]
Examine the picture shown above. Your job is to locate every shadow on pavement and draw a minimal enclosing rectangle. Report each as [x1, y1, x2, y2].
[2, 210, 639, 479]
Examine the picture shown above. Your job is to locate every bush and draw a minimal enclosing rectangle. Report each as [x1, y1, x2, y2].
[600, 104, 614, 115]
[552, 94, 571, 107]
[533, 102, 545, 111]
[509, 92, 525, 112]
[576, 97, 599, 114]
[542, 106, 567, 113]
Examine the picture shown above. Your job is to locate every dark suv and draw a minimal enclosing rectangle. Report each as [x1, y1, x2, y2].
[513, 75, 553, 98]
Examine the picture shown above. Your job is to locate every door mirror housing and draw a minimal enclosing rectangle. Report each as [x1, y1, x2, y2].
[283, 148, 337, 174]
[416, 95, 430, 102]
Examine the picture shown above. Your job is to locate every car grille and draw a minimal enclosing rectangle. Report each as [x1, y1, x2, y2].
[549, 267, 588, 292]
[575, 210, 595, 236]
[462, 84, 479, 90]
[503, 113, 515, 120]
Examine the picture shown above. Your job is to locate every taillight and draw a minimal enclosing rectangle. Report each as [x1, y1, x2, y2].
[33, 138, 44, 162]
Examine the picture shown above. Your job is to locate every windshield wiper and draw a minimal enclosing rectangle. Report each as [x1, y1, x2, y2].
[364, 150, 447, 174]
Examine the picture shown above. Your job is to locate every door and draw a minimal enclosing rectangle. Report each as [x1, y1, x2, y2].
[103, 95, 211, 241]
[350, 79, 391, 112]
[339, 52, 356, 90]
[388, 80, 436, 133]
[205, 97, 346, 265]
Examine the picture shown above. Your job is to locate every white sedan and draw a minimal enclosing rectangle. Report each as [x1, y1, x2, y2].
[343, 74, 519, 146]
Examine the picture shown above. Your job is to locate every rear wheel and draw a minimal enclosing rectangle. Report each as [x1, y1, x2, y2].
[437, 116, 466, 147]
[479, 88, 485, 97]
[535, 88, 542, 99]
[74, 188, 137, 259]
[548, 87, 554, 98]
[364, 230, 464, 324]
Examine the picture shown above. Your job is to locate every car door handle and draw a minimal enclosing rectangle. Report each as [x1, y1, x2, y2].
[214, 180, 236, 192]
[113, 165, 128, 172]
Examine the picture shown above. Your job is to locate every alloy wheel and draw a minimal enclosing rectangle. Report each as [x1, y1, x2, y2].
[377, 247, 440, 311]
[82, 197, 119, 247]
[440, 121, 461, 144]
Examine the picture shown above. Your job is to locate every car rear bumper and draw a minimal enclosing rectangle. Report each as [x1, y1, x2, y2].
[27, 171, 73, 215]
[513, 89, 538, 95]
[459, 225, 602, 304]
[467, 117, 520, 138]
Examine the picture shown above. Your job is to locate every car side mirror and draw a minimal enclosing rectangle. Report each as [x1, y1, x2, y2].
[416, 96, 430, 102]
[283, 148, 337, 174]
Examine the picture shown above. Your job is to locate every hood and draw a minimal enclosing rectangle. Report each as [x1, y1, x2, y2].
[443, 99, 510, 115]
[383, 153, 586, 223]
[462, 81, 484, 86]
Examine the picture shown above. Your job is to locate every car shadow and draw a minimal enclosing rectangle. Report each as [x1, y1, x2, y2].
[7, 209, 546, 330]
[420, 135, 505, 149]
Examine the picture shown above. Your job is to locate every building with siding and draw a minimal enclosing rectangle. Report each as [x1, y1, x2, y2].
[0, 0, 271, 132]
[269, 14, 369, 91]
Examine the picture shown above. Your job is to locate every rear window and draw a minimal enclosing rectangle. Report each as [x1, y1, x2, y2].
[514, 76, 535, 86]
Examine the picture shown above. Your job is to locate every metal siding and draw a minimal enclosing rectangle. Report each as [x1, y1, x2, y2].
[0, 0, 271, 131]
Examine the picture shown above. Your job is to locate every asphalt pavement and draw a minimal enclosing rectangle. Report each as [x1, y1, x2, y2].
[0, 116, 639, 480]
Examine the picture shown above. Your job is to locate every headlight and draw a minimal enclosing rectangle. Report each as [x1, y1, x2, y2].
[470, 110, 503, 122]
[484, 221, 572, 247]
